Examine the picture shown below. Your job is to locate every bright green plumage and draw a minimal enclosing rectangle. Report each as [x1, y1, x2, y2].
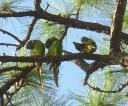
[26, 40, 45, 87]
[73, 36, 97, 53]
[45, 37, 62, 87]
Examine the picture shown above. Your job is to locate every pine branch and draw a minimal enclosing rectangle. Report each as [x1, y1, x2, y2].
[0, 43, 17, 47]
[0, 66, 29, 74]
[0, 53, 118, 63]
[0, 64, 35, 96]
[0, 10, 128, 44]
[110, 0, 127, 52]
[87, 81, 128, 93]
[16, 18, 38, 50]
[0, 28, 21, 43]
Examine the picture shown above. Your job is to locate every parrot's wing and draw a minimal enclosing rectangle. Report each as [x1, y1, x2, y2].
[45, 37, 58, 49]
[35, 42, 45, 87]
[27, 40, 45, 87]
[47, 40, 62, 87]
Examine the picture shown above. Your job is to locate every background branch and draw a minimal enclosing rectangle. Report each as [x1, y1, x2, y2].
[87, 81, 128, 93]
[0, 66, 29, 74]
[0, 43, 17, 47]
[0, 10, 128, 45]
[110, 0, 127, 52]
[64, 50, 106, 85]
[0, 52, 124, 64]
[0, 64, 35, 96]
[0, 28, 21, 43]
[16, 18, 38, 50]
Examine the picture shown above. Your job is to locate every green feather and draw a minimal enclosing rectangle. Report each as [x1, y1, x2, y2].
[45, 37, 58, 49]
[26, 40, 45, 87]
[45, 37, 62, 87]
[26, 40, 45, 56]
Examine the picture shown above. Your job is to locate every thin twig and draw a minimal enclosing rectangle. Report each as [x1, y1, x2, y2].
[0, 66, 29, 74]
[0, 28, 21, 43]
[0, 64, 35, 96]
[61, 25, 69, 41]
[83, 61, 106, 85]
[45, 2, 50, 11]
[76, 0, 82, 20]
[87, 81, 128, 93]
[63, 50, 106, 85]
[5, 80, 25, 106]
[16, 18, 38, 50]
[5, 93, 15, 106]
[0, 43, 17, 47]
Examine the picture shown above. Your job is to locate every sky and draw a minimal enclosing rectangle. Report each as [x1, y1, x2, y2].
[0, 0, 128, 106]
[0, 0, 88, 102]
[0, 0, 108, 100]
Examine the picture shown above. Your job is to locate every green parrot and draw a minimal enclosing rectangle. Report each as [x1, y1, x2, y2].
[45, 37, 62, 87]
[26, 40, 45, 87]
[73, 36, 97, 53]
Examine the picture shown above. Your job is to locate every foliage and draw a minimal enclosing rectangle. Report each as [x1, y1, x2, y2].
[0, 0, 128, 106]
[69, 68, 128, 106]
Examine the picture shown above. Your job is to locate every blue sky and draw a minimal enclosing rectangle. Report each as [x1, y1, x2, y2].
[0, 0, 107, 97]
[0, 0, 128, 105]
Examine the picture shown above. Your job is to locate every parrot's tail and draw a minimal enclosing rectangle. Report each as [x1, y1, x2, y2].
[37, 63, 43, 88]
[53, 63, 59, 87]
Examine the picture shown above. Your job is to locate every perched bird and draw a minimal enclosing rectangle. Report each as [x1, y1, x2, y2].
[73, 36, 97, 53]
[26, 40, 45, 87]
[45, 37, 58, 48]
[45, 37, 62, 87]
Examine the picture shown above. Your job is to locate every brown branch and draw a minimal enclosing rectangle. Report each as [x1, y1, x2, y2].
[60, 0, 83, 41]
[0, 28, 21, 43]
[110, 0, 127, 52]
[45, 2, 50, 11]
[64, 50, 89, 73]
[0, 52, 127, 83]
[83, 61, 106, 85]
[0, 52, 126, 67]
[0, 66, 28, 74]
[0, 96, 4, 106]
[0, 43, 17, 47]
[16, 18, 38, 50]
[0, 53, 122, 64]
[5, 93, 15, 106]
[5, 81, 25, 105]
[87, 81, 128, 93]
[0, 64, 35, 96]
[72, 59, 89, 73]
[34, 0, 42, 10]
[0, 10, 36, 17]
[64, 50, 106, 85]
[61, 25, 69, 41]
[0, 10, 110, 34]
[76, 0, 82, 19]
[0, 10, 128, 44]
[72, 59, 95, 85]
